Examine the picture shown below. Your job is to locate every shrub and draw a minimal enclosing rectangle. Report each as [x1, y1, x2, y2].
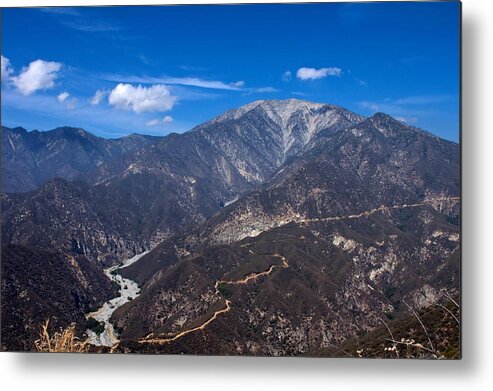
[217, 282, 233, 298]
[35, 319, 89, 352]
[86, 317, 105, 335]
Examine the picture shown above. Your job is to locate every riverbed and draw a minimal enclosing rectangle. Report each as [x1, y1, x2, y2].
[85, 251, 149, 346]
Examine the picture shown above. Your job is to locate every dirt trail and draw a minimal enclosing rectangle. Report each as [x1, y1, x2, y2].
[140, 254, 289, 345]
[239, 196, 459, 247]
[301, 196, 459, 224]
[140, 300, 232, 345]
[215, 254, 288, 288]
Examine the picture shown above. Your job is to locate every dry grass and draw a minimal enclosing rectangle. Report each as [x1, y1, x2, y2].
[34, 319, 89, 353]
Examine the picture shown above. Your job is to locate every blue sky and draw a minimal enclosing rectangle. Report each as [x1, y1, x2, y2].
[1, 2, 460, 141]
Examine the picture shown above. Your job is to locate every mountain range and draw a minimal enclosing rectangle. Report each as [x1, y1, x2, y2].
[0, 99, 460, 356]
[2, 126, 162, 193]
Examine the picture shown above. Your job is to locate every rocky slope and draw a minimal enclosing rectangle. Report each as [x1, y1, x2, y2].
[201, 113, 460, 246]
[1, 244, 117, 351]
[89, 99, 364, 186]
[116, 217, 459, 356]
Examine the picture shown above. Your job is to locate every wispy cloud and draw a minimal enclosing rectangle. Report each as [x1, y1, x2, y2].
[360, 95, 456, 111]
[359, 101, 380, 112]
[242, 86, 280, 96]
[179, 65, 209, 72]
[394, 95, 455, 105]
[358, 94, 458, 125]
[146, 119, 161, 127]
[101, 74, 246, 91]
[146, 115, 173, 127]
[57, 91, 78, 110]
[66, 98, 77, 110]
[355, 78, 368, 87]
[160, 76, 244, 91]
[170, 86, 222, 101]
[39, 7, 81, 16]
[282, 71, 292, 82]
[230, 80, 245, 88]
[101, 73, 277, 95]
[360, 100, 421, 124]
[139, 55, 153, 66]
[39, 7, 122, 33]
[253, 87, 278, 93]
[61, 20, 122, 32]
[89, 89, 107, 105]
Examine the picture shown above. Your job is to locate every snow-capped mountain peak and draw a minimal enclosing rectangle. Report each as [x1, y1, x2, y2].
[198, 98, 365, 164]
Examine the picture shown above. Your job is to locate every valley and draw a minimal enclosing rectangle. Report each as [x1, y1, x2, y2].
[85, 251, 149, 347]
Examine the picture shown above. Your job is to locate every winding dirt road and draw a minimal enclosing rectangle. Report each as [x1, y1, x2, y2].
[301, 196, 459, 224]
[140, 254, 289, 345]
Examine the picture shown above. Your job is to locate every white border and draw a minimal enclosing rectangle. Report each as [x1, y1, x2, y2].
[2, 0, 493, 390]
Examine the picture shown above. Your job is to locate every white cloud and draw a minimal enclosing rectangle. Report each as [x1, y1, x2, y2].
[11, 59, 62, 95]
[282, 71, 292, 82]
[146, 115, 173, 127]
[1, 55, 13, 82]
[90, 89, 107, 105]
[296, 67, 342, 81]
[108, 83, 177, 113]
[57, 91, 69, 103]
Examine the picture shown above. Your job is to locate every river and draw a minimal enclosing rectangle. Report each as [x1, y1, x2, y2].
[85, 251, 149, 347]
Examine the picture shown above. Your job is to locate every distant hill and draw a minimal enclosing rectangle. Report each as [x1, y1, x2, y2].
[1, 125, 162, 193]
